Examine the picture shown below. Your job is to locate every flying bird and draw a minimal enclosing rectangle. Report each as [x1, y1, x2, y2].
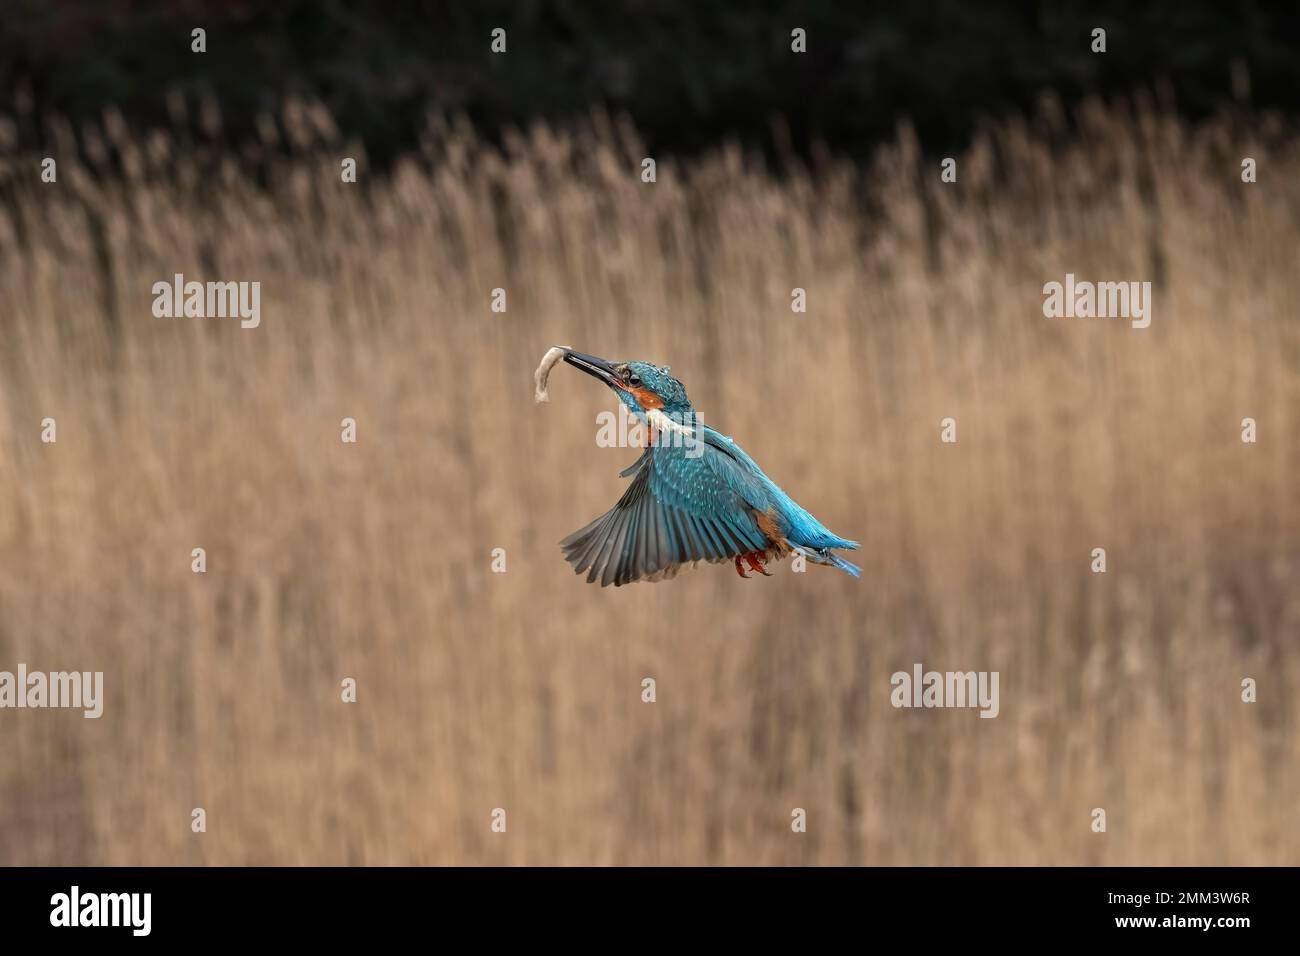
[535, 347, 860, 586]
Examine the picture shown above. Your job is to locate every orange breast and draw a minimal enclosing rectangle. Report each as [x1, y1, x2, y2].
[754, 509, 791, 554]
[629, 386, 664, 410]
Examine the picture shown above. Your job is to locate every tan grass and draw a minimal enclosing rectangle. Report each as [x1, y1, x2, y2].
[0, 95, 1296, 864]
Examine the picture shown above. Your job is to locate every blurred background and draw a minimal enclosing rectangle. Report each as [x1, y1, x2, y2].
[0, 2, 1297, 865]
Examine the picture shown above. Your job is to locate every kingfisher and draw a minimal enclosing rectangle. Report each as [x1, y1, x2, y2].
[536, 347, 861, 587]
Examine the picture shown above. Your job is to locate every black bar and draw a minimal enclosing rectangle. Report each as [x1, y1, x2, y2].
[0, 867, 1280, 943]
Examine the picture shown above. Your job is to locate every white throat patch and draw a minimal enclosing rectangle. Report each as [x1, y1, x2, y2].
[645, 408, 695, 438]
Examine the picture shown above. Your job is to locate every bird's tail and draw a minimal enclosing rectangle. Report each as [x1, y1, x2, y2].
[824, 552, 861, 577]
[798, 546, 861, 578]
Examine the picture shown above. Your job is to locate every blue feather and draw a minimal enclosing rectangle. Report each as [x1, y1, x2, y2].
[557, 355, 859, 584]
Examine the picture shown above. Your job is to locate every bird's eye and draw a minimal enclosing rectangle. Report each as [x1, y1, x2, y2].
[628, 373, 642, 386]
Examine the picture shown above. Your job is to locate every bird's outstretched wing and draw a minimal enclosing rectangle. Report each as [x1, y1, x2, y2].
[560, 446, 770, 586]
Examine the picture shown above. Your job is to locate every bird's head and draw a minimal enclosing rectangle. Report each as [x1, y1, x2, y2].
[562, 349, 694, 423]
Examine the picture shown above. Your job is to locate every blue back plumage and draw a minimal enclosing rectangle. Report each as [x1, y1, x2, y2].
[696, 427, 859, 553]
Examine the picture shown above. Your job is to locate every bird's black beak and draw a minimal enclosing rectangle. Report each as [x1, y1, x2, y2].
[562, 349, 623, 390]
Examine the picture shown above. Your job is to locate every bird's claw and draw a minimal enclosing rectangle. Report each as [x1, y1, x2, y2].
[736, 551, 771, 577]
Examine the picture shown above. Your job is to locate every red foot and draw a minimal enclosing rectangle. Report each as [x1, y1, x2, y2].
[735, 550, 771, 578]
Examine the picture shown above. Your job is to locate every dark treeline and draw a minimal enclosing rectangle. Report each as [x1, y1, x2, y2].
[5, 0, 1299, 166]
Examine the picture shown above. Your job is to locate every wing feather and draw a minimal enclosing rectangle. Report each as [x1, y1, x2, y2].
[561, 441, 777, 586]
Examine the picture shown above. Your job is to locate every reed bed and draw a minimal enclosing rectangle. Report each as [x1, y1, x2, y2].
[0, 95, 1296, 864]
